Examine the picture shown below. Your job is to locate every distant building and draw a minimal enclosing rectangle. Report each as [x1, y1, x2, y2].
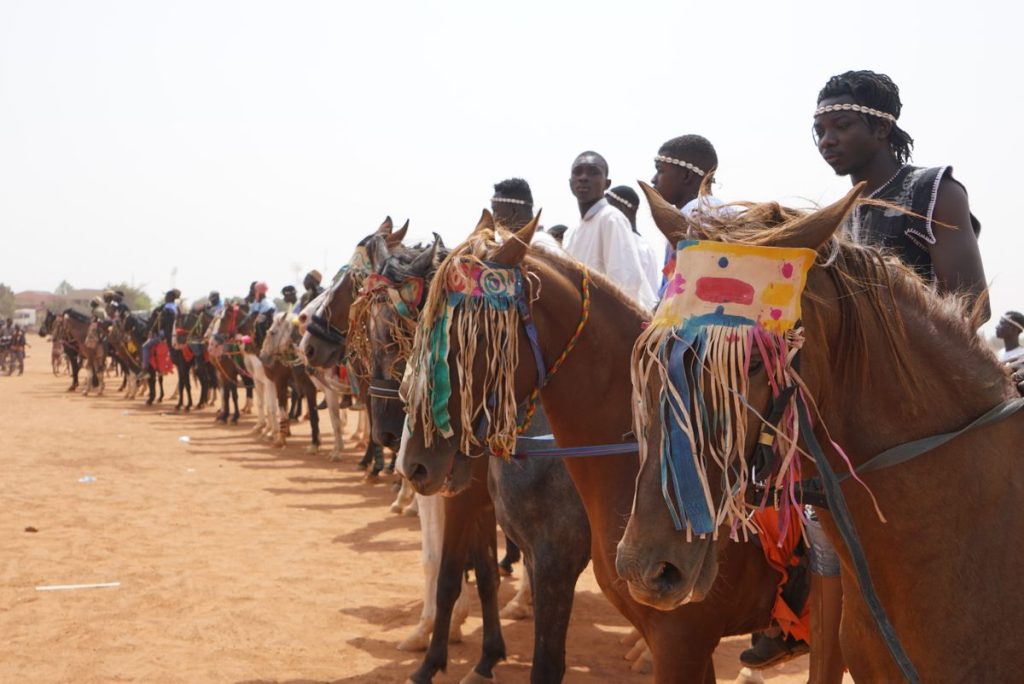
[14, 288, 106, 317]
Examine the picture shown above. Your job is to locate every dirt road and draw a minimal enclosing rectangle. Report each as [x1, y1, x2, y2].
[1, 351, 825, 683]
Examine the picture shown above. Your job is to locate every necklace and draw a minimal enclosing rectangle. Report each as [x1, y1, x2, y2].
[851, 164, 908, 242]
[867, 164, 909, 199]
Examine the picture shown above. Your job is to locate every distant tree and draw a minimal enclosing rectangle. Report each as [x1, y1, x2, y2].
[105, 282, 153, 311]
[0, 283, 15, 318]
[55, 280, 74, 296]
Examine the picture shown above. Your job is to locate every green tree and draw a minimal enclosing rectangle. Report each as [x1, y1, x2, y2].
[105, 282, 153, 311]
[55, 280, 74, 296]
[0, 283, 15, 318]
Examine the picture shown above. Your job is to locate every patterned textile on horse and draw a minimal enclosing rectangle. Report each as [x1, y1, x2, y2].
[752, 507, 810, 643]
[632, 239, 877, 540]
[150, 341, 175, 375]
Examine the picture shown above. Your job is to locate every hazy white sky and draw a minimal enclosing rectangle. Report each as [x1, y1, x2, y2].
[1, 0, 1019, 333]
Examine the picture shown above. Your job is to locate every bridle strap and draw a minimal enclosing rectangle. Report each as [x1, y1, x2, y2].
[307, 313, 347, 347]
[796, 397, 919, 683]
[368, 378, 401, 400]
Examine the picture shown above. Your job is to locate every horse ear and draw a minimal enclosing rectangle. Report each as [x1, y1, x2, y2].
[409, 234, 442, 276]
[490, 210, 540, 266]
[367, 235, 391, 271]
[639, 181, 689, 245]
[376, 216, 394, 236]
[472, 209, 495, 235]
[386, 219, 409, 247]
[775, 182, 866, 250]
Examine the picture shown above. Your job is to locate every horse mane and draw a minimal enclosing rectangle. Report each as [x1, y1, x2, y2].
[690, 200, 997, 395]
[522, 241, 651, 320]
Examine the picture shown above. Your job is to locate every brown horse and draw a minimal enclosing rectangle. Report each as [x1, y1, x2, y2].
[59, 309, 107, 396]
[400, 212, 785, 683]
[617, 183, 1024, 681]
[39, 310, 82, 390]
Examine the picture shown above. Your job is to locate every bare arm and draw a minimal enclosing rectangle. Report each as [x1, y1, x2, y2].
[929, 178, 990, 325]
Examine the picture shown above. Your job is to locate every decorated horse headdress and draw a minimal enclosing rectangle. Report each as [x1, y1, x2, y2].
[632, 182, 876, 541]
[346, 235, 441, 384]
[405, 211, 543, 458]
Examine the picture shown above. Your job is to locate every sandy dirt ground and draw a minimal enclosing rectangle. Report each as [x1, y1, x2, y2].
[0, 351, 839, 683]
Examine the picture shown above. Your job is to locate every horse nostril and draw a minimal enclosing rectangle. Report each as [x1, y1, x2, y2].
[650, 561, 683, 591]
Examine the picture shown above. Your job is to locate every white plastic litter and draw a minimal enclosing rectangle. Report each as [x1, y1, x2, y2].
[78, 476, 96, 483]
[36, 582, 121, 592]
[178, 436, 191, 443]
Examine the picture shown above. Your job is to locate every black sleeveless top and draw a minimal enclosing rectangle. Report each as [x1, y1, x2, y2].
[849, 165, 981, 283]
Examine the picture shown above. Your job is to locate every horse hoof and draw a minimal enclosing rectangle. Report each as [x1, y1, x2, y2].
[388, 502, 403, 514]
[735, 667, 766, 684]
[396, 630, 429, 652]
[448, 624, 464, 644]
[459, 670, 495, 684]
[328, 450, 342, 462]
[305, 445, 319, 454]
[402, 506, 419, 518]
[499, 601, 532, 620]
[629, 646, 653, 674]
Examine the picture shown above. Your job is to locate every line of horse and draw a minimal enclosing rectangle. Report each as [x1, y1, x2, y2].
[42, 183, 1024, 683]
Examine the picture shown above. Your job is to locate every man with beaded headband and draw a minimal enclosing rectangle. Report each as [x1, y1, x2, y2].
[491, 177, 561, 253]
[807, 69, 990, 683]
[606, 185, 662, 298]
[813, 70, 988, 316]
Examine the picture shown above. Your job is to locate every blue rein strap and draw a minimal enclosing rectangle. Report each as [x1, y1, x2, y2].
[796, 397, 920, 684]
[515, 284, 548, 390]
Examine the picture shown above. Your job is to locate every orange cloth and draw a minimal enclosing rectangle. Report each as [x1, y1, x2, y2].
[753, 508, 811, 643]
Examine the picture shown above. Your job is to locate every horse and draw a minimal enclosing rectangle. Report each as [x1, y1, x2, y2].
[107, 313, 146, 400]
[207, 304, 251, 424]
[356, 233, 594, 683]
[399, 212, 790, 683]
[39, 310, 81, 390]
[298, 216, 408, 474]
[616, 182, 1024, 682]
[180, 305, 218, 409]
[57, 309, 107, 397]
[295, 291, 353, 460]
[260, 312, 321, 451]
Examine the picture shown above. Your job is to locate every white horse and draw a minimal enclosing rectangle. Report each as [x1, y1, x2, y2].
[208, 306, 277, 438]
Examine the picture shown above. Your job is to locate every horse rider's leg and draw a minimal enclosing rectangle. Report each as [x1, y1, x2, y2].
[806, 513, 845, 684]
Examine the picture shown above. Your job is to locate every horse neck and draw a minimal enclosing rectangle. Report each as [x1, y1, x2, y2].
[532, 260, 645, 455]
[808, 270, 1012, 466]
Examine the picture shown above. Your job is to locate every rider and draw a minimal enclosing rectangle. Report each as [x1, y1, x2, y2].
[299, 270, 324, 312]
[996, 312, 1024, 371]
[282, 285, 300, 315]
[208, 290, 224, 315]
[563, 151, 656, 310]
[605, 184, 661, 298]
[245, 281, 276, 346]
[807, 69, 990, 683]
[490, 177, 561, 252]
[141, 289, 180, 378]
[10, 325, 26, 375]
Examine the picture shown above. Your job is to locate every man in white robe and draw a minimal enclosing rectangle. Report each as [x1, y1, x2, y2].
[563, 151, 656, 310]
[606, 185, 663, 297]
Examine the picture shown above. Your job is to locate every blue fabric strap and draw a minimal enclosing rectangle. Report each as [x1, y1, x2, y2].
[516, 293, 548, 389]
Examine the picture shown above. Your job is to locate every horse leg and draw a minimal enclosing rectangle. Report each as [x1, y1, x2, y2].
[461, 499, 505, 683]
[325, 389, 344, 461]
[408, 486, 494, 684]
[96, 360, 106, 396]
[304, 379, 319, 453]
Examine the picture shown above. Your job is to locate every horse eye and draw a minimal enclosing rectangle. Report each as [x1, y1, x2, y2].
[748, 350, 764, 375]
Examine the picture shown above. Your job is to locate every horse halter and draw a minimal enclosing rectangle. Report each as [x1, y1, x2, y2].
[352, 272, 426, 402]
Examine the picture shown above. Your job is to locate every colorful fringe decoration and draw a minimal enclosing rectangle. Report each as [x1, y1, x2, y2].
[632, 240, 817, 540]
[347, 273, 423, 383]
[405, 236, 524, 459]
